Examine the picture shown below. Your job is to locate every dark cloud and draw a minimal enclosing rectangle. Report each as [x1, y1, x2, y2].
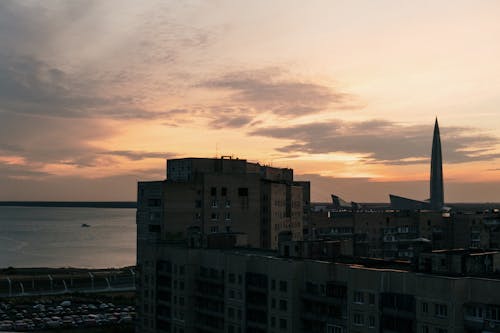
[0, 162, 53, 179]
[251, 120, 500, 165]
[199, 68, 359, 118]
[101, 150, 175, 161]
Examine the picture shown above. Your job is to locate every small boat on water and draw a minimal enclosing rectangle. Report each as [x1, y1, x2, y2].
[81, 223, 91, 228]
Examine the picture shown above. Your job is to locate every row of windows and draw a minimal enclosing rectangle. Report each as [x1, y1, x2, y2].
[466, 305, 500, 320]
[274, 222, 301, 230]
[228, 273, 243, 284]
[270, 279, 288, 292]
[209, 226, 232, 233]
[270, 317, 288, 329]
[270, 298, 288, 311]
[421, 327, 447, 333]
[352, 313, 376, 327]
[210, 187, 249, 197]
[353, 291, 376, 305]
[210, 212, 232, 220]
[421, 302, 448, 318]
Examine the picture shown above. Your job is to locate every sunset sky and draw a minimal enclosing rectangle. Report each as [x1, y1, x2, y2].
[1, 0, 500, 202]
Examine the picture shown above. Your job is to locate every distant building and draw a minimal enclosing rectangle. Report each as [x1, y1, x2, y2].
[390, 118, 445, 211]
[307, 208, 499, 260]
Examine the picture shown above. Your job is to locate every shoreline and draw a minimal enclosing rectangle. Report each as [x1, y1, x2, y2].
[0, 202, 136, 209]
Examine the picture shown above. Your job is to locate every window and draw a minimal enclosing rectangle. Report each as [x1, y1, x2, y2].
[148, 198, 161, 207]
[229, 289, 235, 299]
[210, 226, 219, 233]
[211, 200, 218, 208]
[211, 187, 217, 196]
[327, 325, 344, 333]
[435, 329, 447, 333]
[225, 212, 231, 220]
[229, 273, 235, 283]
[353, 313, 364, 326]
[228, 307, 235, 319]
[195, 200, 202, 208]
[148, 224, 161, 232]
[422, 302, 429, 314]
[271, 298, 276, 308]
[368, 315, 375, 328]
[369, 293, 375, 305]
[211, 212, 219, 220]
[225, 200, 231, 208]
[434, 304, 448, 317]
[221, 187, 227, 196]
[487, 306, 500, 320]
[422, 326, 429, 333]
[195, 212, 201, 220]
[238, 187, 248, 196]
[280, 318, 287, 329]
[354, 291, 364, 304]
[279, 281, 287, 292]
[279, 299, 287, 311]
[271, 317, 276, 327]
[271, 279, 276, 290]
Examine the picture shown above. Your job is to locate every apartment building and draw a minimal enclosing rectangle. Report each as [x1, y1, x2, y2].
[136, 235, 500, 333]
[137, 157, 309, 250]
[308, 209, 496, 260]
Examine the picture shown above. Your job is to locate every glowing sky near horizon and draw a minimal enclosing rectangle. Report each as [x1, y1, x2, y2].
[0, 0, 500, 202]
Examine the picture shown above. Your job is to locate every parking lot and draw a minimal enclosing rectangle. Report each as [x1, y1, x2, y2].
[0, 296, 135, 331]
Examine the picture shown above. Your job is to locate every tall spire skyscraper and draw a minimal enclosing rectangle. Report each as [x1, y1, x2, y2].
[430, 118, 444, 210]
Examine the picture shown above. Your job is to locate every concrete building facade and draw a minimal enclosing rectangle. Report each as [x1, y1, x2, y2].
[137, 157, 309, 250]
[136, 238, 500, 333]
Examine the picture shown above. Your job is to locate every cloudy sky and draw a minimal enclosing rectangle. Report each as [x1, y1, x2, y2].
[1, 0, 500, 202]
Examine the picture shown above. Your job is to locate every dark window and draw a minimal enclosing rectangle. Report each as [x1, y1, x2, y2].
[280, 319, 287, 329]
[148, 224, 161, 232]
[195, 200, 202, 208]
[369, 293, 375, 305]
[271, 279, 276, 290]
[279, 281, 287, 292]
[238, 187, 248, 196]
[211, 187, 217, 196]
[148, 198, 161, 207]
[279, 299, 287, 311]
[221, 187, 227, 196]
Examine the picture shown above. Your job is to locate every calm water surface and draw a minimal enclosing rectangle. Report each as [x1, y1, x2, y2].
[0, 207, 136, 268]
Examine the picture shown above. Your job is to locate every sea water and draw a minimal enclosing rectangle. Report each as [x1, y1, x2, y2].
[0, 206, 136, 268]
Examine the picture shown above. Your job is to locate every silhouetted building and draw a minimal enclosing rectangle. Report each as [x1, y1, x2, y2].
[137, 157, 309, 250]
[390, 118, 445, 211]
[430, 118, 444, 210]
